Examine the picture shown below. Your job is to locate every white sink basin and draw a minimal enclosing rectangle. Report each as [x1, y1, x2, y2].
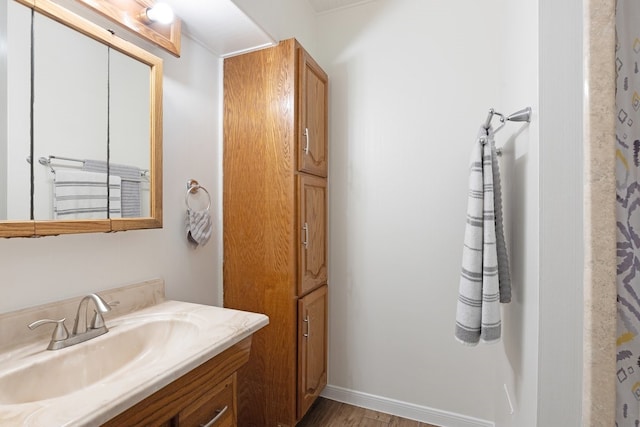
[0, 318, 198, 404]
[0, 300, 268, 426]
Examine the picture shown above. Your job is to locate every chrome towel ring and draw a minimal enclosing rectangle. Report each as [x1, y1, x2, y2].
[185, 179, 211, 211]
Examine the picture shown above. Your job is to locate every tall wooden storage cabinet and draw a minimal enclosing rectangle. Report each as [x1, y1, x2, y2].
[223, 38, 329, 427]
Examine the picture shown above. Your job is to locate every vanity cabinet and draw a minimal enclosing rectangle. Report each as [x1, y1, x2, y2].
[178, 374, 236, 427]
[102, 337, 250, 427]
[223, 38, 328, 427]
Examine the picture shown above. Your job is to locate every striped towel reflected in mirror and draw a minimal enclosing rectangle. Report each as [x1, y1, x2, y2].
[82, 160, 142, 218]
[455, 126, 511, 346]
[53, 170, 121, 219]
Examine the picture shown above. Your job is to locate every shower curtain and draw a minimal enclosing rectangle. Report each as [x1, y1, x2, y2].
[616, 1, 640, 425]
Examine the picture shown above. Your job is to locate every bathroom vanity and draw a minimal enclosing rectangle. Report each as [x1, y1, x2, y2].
[102, 337, 248, 427]
[0, 279, 268, 426]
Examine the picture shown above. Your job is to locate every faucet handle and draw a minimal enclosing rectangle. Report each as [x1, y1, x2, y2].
[90, 310, 106, 329]
[28, 318, 69, 341]
[89, 299, 118, 329]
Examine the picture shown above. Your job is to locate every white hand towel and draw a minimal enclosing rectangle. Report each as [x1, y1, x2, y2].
[455, 126, 511, 346]
[186, 208, 213, 247]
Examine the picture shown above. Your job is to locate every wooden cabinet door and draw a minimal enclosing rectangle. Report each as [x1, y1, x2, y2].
[178, 374, 236, 427]
[297, 285, 328, 419]
[298, 47, 328, 177]
[298, 174, 327, 296]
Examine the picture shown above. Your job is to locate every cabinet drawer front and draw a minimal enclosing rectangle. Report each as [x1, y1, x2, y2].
[179, 374, 236, 427]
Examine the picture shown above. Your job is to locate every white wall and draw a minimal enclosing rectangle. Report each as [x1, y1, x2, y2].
[493, 1, 540, 426]
[537, 0, 584, 424]
[0, 33, 222, 313]
[314, 1, 585, 425]
[315, 0, 540, 424]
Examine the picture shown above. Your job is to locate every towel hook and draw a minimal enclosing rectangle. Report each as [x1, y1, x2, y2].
[483, 107, 532, 132]
[483, 106, 532, 156]
[185, 179, 211, 211]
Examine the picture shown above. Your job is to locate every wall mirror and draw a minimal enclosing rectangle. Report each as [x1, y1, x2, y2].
[0, 0, 162, 237]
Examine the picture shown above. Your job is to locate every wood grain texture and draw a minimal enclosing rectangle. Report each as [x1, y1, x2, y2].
[15, 0, 165, 65]
[73, 0, 181, 57]
[223, 39, 328, 427]
[297, 49, 328, 177]
[0, 221, 35, 238]
[224, 38, 298, 427]
[112, 54, 163, 231]
[298, 175, 328, 296]
[102, 337, 251, 427]
[34, 219, 111, 236]
[297, 399, 438, 427]
[178, 373, 236, 427]
[298, 285, 328, 419]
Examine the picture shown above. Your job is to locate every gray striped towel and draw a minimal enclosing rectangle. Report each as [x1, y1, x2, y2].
[83, 160, 142, 218]
[455, 126, 511, 346]
[186, 208, 213, 247]
[53, 169, 121, 219]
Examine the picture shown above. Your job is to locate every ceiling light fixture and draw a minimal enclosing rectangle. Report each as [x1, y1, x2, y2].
[143, 3, 174, 25]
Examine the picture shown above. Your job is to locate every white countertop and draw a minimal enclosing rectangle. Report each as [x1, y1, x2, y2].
[0, 299, 268, 426]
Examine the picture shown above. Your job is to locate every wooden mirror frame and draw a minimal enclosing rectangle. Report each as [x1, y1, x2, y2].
[74, 0, 181, 57]
[1, 0, 162, 238]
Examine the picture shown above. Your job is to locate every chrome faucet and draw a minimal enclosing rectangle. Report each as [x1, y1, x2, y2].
[72, 293, 112, 335]
[28, 293, 112, 350]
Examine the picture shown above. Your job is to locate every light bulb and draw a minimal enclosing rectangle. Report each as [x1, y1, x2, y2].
[145, 3, 174, 25]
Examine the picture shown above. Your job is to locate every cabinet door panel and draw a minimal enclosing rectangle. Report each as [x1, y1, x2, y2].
[297, 285, 328, 419]
[298, 174, 327, 296]
[298, 48, 328, 177]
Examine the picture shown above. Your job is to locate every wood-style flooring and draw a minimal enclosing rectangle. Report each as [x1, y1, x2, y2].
[297, 398, 439, 427]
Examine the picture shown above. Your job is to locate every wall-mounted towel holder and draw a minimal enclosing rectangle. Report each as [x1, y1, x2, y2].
[186, 179, 211, 211]
[28, 155, 150, 177]
[483, 107, 532, 134]
[483, 107, 532, 155]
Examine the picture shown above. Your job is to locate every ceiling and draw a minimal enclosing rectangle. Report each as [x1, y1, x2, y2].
[158, 0, 376, 56]
[307, 0, 373, 13]
[160, 0, 275, 57]
[89, 0, 376, 57]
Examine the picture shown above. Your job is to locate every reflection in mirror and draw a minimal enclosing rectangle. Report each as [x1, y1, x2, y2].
[0, 0, 162, 237]
[0, 0, 31, 221]
[108, 49, 151, 218]
[33, 11, 109, 220]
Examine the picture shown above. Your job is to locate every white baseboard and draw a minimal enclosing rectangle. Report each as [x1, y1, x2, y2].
[321, 385, 495, 427]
